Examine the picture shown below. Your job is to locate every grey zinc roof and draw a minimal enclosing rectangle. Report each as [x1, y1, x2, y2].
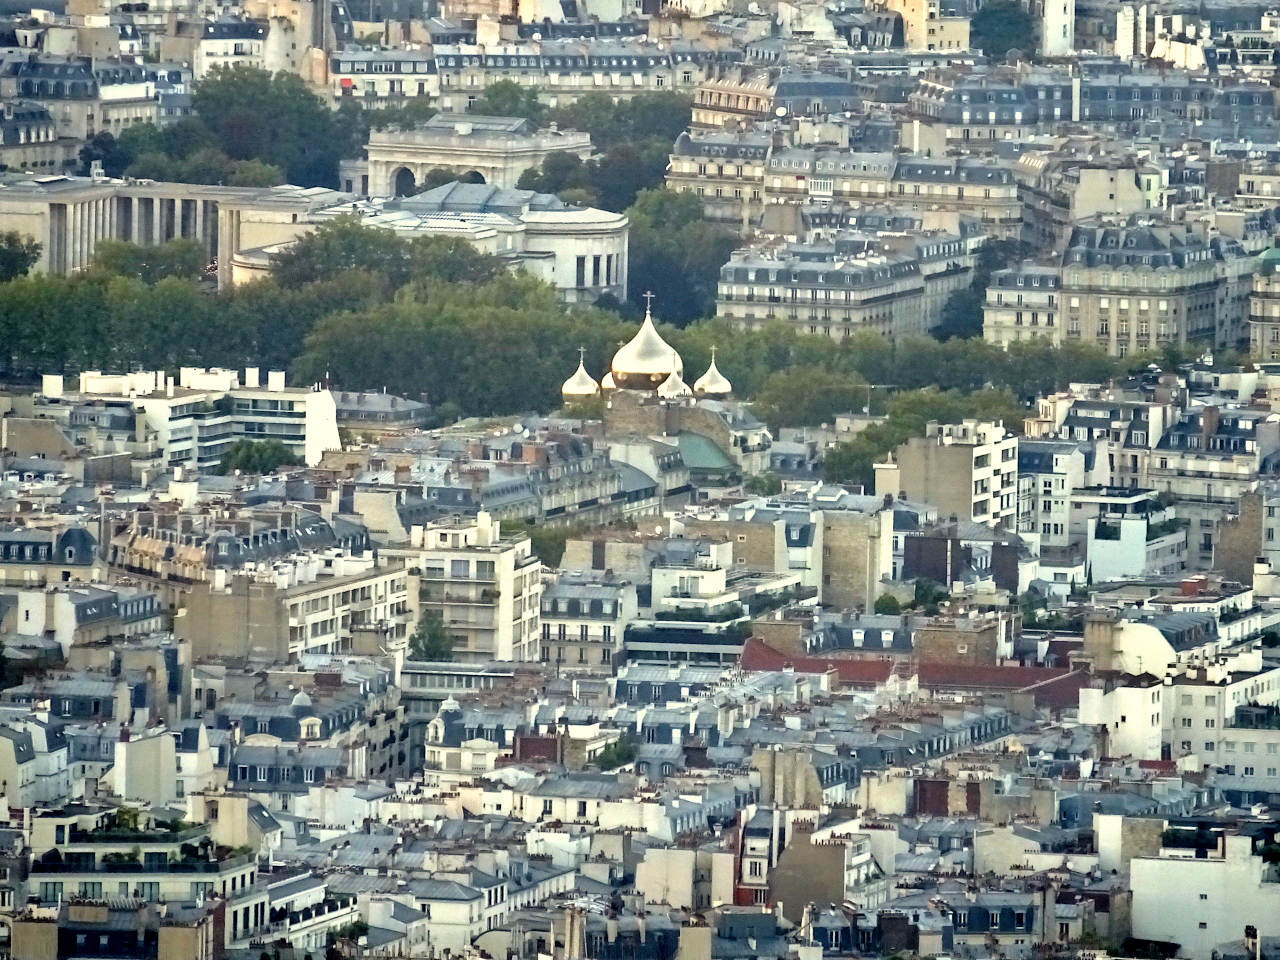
[363, 927, 404, 949]
[531, 776, 631, 799]
[410, 878, 483, 901]
[269, 874, 326, 904]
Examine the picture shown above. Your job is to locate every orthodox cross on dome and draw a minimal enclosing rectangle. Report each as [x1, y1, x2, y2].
[642, 290, 656, 314]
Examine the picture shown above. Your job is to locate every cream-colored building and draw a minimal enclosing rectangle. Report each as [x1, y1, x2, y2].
[875, 0, 969, 50]
[667, 139, 1021, 238]
[1058, 219, 1254, 356]
[176, 552, 411, 660]
[328, 49, 438, 105]
[431, 33, 733, 113]
[538, 571, 637, 674]
[983, 262, 1062, 348]
[717, 231, 975, 340]
[224, 182, 629, 305]
[41, 366, 340, 471]
[0, 174, 237, 275]
[877, 419, 1019, 528]
[634, 846, 736, 911]
[385, 512, 543, 663]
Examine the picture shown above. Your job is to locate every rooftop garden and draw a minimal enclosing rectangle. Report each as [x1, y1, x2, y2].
[70, 809, 205, 843]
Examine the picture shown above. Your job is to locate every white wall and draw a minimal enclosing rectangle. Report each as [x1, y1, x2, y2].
[1131, 835, 1280, 956]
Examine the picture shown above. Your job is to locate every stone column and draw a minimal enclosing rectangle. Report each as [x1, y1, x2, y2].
[69, 202, 82, 271]
[173, 197, 184, 239]
[151, 198, 162, 245]
[87, 199, 97, 265]
[194, 199, 206, 252]
[216, 208, 239, 288]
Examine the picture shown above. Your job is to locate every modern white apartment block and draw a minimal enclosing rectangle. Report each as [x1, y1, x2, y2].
[39, 366, 340, 471]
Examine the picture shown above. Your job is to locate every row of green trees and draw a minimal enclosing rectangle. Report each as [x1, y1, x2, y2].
[0, 221, 1165, 478]
[0, 235, 385, 375]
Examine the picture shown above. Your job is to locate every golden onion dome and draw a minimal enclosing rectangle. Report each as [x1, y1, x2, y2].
[657, 369, 693, 400]
[601, 371, 616, 391]
[693, 347, 732, 396]
[610, 298, 682, 390]
[561, 348, 599, 398]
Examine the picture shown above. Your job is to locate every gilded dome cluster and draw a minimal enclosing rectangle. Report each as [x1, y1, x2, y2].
[560, 295, 731, 402]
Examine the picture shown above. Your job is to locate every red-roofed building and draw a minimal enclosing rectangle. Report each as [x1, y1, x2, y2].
[738, 637, 894, 688]
[739, 637, 1086, 708]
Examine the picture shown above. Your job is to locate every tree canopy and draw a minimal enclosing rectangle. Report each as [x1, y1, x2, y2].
[78, 68, 389, 189]
[874, 594, 902, 615]
[934, 238, 1032, 340]
[971, 0, 1037, 60]
[0, 232, 41, 283]
[820, 385, 1029, 489]
[216, 439, 302, 476]
[515, 94, 693, 213]
[625, 189, 737, 324]
[467, 80, 546, 119]
[0, 220, 1157, 470]
[595, 735, 637, 771]
[193, 67, 346, 186]
[91, 238, 205, 284]
[408, 613, 454, 661]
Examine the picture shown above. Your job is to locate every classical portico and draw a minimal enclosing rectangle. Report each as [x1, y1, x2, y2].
[0, 175, 260, 275]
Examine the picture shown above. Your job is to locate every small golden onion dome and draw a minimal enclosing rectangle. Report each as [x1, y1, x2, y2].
[693, 347, 732, 396]
[601, 371, 616, 391]
[657, 369, 693, 400]
[561, 349, 599, 398]
[610, 298, 682, 390]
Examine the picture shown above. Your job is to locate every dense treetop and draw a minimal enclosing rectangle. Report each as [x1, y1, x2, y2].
[0, 219, 1166, 485]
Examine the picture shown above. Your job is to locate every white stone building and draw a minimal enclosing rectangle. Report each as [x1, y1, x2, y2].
[361, 114, 592, 195]
[39, 366, 340, 471]
[1131, 833, 1280, 957]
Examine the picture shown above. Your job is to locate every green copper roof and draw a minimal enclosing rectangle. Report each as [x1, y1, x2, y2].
[676, 432, 735, 472]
